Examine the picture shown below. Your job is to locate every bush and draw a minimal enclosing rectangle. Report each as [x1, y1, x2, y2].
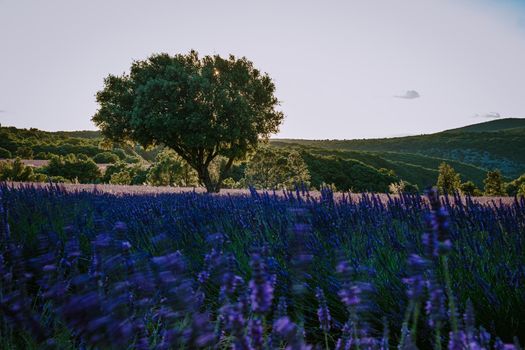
[0, 147, 12, 159]
[110, 170, 132, 185]
[47, 175, 71, 183]
[34, 152, 52, 159]
[221, 177, 243, 189]
[244, 147, 310, 190]
[436, 162, 461, 194]
[43, 154, 101, 183]
[103, 162, 148, 185]
[518, 183, 525, 198]
[146, 149, 199, 187]
[460, 180, 482, 196]
[0, 158, 36, 181]
[93, 152, 120, 164]
[505, 173, 525, 196]
[389, 180, 419, 194]
[124, 156, 140, 164]
[16, 145, 33, 159]
[484, 169, 506, 196]
[112, 148, 127, 160]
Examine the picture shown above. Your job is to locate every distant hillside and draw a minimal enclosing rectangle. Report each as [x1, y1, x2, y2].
[273, 118, 525, 179]
[2, 118, 524, 190]
[270, 142, 488, 188]
[442, 118, 525, 133]
[0, 126, 159, 163]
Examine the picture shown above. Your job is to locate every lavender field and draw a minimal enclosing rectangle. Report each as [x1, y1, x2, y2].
[0, 183, 524, 349]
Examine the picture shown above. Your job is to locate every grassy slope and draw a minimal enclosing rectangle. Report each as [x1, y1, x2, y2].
[271, 142, 488, 188]
[3, 118, 524, 188]
[273, 118, 525, 179]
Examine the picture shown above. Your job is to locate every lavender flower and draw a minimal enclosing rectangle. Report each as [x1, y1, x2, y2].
[249, 253, 275, 314]
[249, 318, 264, 350]
[221, 303, 250, 350]
[315, 287, 331, 332]
[425, 279, 446, 329]
[273, 316, 312, 350]
[276, 296, 288, 319]
[427, 188, 452, 255]
[402, 254, 429, 301]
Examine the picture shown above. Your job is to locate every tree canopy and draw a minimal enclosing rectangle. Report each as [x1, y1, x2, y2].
[483, 170, 505, 196]
[146, 149, 198, 187]
[92, 51, 284, 192]
[244, 147, 310, 190]
[436, 162, 461, 194]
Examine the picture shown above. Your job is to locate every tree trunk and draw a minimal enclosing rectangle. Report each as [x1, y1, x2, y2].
[197, 157, 235, 193]
[198, 166, 220, 193]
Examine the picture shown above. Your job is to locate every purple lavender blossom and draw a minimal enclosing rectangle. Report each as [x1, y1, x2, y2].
[273, 316, 312, 350]
[249, 318, 264, 350]
[221, 303, 250, 350]
[425, 279, 446, 329]
[427, 188, 452, 255]
[402, 254, 429, 300]
[315, 287, 331, 332]
[448, 331, 467, 350]
[249, 253, 275, 314]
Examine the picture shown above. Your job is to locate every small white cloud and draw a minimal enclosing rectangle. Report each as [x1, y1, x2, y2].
[473, 112, 501, 119]
[394, 90, 420, 99]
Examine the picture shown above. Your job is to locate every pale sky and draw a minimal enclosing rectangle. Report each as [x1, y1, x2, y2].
[1, 0, 525, 139]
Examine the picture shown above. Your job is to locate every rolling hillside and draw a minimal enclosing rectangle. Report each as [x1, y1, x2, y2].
[273, 118, 525, 179]
[270, 142, 488, 188]
[2, 118, 524, 190]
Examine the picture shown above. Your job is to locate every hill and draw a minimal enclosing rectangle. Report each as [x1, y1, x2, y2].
[442, 118, 525, 133]
[273, 118, 525, 179]
[2, 118, 524, 191]
[0, 126, 159, 163]
[270, 142, 488, 188]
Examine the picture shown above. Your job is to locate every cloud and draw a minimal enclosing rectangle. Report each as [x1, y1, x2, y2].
[394, 90, 420, 99]
[473, 112, 501, 119]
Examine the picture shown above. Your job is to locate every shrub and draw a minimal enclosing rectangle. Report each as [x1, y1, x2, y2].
[484, 170, 506, 196]
[16, 145, 33, 159]
[109, 170, 132, 185]
[389, 180, 419, 194]
[43, 154, 101, 183]
[505, 173, 525, 196]
[221, 177, 242, 189]
[516, 183, 525, 198]
[460, 180, 482, 196]
[0, 158, 36, 181]
[47, 175, 71, 183]
[436, 162, 461, 194]
[103, 162, 148, 185]
[146, 149, 199, 187]
[34, 152, 52, 159]
[244, 147, 310, 190]
[0, 147, 12, 159]
[93, 152, 120, 164]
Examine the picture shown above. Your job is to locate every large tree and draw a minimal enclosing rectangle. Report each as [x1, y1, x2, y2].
[92, 51, 284, 192]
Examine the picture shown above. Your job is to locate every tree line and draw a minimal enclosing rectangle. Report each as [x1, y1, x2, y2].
[1, 149, 524, 197]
